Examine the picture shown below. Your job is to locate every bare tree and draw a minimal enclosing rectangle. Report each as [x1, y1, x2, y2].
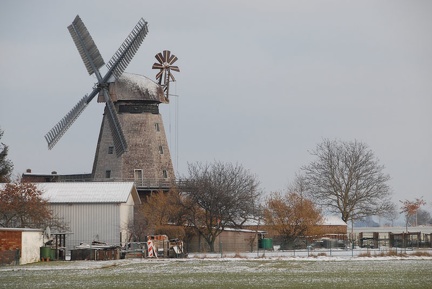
[0, 128, 13, 183]
[302, 139, 395, 223]
[180, 161, 261, 252]
[381, 206, 399, 227]
[407, 208, 431, 226]
[129, 189, 184, 241]
[287, 173, 308, 196]
[129, 204, 150, 242]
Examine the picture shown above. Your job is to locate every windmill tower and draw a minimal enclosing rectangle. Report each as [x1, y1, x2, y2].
[91, 71, 176, 191]
[44, 15, 179, 195]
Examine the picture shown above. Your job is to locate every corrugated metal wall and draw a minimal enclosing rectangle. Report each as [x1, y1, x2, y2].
[50, 203, 121, 252]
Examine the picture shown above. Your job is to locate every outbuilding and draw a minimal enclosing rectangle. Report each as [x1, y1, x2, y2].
[321, 215, 348, 235]
[0, 228, 43, 265]
[35, 182, 141, 253]
[187, 228, 266, 253]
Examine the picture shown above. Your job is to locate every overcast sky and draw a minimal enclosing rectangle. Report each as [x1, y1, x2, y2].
[1, 0, 431, 210]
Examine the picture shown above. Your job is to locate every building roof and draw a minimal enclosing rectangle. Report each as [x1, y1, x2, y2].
[0, 228, 43, 232]
[98, 73, 167, 103]
[33, 182, 140, 204]
[322, 215, 347, 226]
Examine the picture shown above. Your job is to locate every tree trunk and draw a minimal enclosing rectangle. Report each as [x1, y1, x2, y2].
[209, 239, 215, 252]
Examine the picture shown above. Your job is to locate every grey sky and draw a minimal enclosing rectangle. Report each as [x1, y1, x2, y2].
[1, 0, 431, 210]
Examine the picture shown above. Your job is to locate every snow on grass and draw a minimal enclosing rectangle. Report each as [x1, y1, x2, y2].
[1, 251, 432, 288]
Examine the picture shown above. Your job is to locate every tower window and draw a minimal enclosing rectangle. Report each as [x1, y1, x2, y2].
[134, 169, 143, 184]
[155, 123, 160, 131]
[105, 170, 111, 178]
[108, 146, 114, 154]
[159, 145, 164, 154]
[162, 170, 168, 178]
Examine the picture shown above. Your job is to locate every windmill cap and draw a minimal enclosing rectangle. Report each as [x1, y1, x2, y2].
[98, 73, 167, 103]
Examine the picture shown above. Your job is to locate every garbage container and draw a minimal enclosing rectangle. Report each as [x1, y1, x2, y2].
[50, 248, 57, 260]
[40, 247, 51, 260]
[259, 238, 273, 250]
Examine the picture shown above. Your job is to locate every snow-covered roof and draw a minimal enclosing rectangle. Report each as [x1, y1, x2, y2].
[223, 227, 267, 234]
[0, 228, 43, 232]
[33, 182, 139, 204]
[98, 72, 167, 103]
[322, 215, 347, 226]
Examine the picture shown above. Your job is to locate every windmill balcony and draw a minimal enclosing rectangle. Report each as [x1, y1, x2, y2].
[90, 178, 174, 189]
[22, 172, 181, 191]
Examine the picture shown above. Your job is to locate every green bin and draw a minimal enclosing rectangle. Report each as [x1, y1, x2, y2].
[40, 247, 51, 260]
[50, 248, 56, 260]
[259, 238, 273, 250]
[262, 238, 273, 250]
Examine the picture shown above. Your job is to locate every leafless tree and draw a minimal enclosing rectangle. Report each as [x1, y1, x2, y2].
[301, 139, 395, 223]
[180, 161, 261, 252]
[287, 173, 308, 196]
[128, 189, 185, 241]
[381, 206, 399, 227]
[408, 208, 432, 226]
[0, 128, 13, 183]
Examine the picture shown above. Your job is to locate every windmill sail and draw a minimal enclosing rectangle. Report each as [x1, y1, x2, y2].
[45, 95, 89, 149]
[106, 18, 148, 80]
[97, 18, 148, 155]
[101, 89, 127, 155]
[68, 15, 105, 76]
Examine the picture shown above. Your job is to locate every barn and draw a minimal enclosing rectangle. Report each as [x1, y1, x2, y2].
[35, 182, 140, 252]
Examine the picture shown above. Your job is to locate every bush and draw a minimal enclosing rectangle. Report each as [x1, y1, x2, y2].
[356, 250, 432, 258]
[358, 252, 371, 257]
[410, 251, 432, 257]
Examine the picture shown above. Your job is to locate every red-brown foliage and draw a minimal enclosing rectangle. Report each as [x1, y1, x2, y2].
[0, 182, 52, 228]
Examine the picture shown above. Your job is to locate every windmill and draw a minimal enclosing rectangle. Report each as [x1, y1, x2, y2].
[45, 15, 178, 194]
[45, 15, 148, 156]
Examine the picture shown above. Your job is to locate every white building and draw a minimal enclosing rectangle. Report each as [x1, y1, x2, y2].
[36, 182, 140, 252]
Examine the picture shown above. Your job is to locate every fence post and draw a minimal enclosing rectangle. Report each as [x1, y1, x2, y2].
[219, 240, 222, 258]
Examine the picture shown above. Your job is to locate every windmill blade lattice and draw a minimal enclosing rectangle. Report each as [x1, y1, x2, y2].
[106, 18, 148, 80]
[45, 95, 89, 149]
[152, 50, 180, 99]
[68, 15, 105, 76]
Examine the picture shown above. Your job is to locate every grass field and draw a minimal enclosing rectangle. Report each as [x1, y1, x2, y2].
[1, 257, 432, 288]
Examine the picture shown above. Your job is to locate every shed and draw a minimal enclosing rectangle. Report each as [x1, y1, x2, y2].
[321, 215, 347, 234]
[35, 182, 140, 252]
[0, 228, 43, 265]
[187, 228, 266, 253]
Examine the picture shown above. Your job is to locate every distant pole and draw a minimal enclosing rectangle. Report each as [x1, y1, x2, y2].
[329, 241, 332, 256]
[351, 218, 354, 257]
[219, 239, 222, 258]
